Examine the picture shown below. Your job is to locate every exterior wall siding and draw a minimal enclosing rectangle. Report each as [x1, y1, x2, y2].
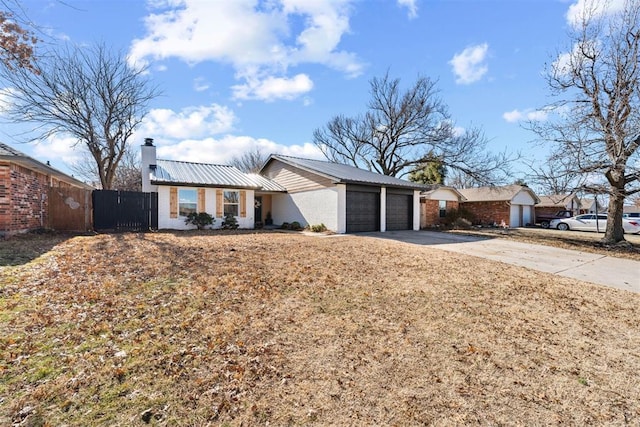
[157, 185, 255, 230]
[263, 161, 333, 193]
[271, 187, 339, 231]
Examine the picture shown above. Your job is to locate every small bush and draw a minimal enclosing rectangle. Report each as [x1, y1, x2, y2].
[184, 212, 214, 230]
[222, 213, 239, 229]
[310, 223, 327, 232]
[290, 221, 302, 230]
[442, 208, 475, 229]
[281, 222, 290, 230]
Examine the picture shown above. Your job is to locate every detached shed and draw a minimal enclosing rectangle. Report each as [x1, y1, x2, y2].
[458, 185, 539, 228]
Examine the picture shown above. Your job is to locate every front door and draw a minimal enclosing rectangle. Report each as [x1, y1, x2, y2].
[254, 196, 263, 224]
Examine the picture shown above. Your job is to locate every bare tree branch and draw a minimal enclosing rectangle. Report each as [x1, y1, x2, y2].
[526, 0, 640, 243]
[229, 148, 270, 173]
[0, 41, 161, 189]
[313, 71, 516, 184]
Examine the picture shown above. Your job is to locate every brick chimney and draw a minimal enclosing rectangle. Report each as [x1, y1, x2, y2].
[141, 138, 157, 192]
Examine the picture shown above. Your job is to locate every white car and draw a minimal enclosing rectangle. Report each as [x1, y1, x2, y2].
[550, 214, 640, 234]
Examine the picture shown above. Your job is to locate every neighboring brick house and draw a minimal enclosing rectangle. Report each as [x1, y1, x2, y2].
[535, 193, 580, 218]
[419, 185, 465, 228]
[0, 142, 93, 237]
[458, 184, 540, 227]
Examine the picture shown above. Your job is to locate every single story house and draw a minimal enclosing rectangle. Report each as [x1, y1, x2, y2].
[419, 185, 466, 228]
[579, 198, 604, 214]
[1, 142, 93, 237]
[535, 193, 580, 218]
[142, 140, 425, 233]
[458, 184, 540, 228]
[260, 154, 425, 233]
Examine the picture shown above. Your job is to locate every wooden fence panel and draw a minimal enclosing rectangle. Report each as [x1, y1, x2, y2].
[47, 186, 93, 231]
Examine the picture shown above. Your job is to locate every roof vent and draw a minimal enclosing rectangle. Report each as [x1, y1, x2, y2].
[144, 138, 154, 146]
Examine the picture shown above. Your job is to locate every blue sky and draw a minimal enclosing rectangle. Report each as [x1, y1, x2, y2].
[1, 0, 613, 180]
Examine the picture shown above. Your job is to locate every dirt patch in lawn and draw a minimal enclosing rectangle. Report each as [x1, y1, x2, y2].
[1, 231, 639, 425]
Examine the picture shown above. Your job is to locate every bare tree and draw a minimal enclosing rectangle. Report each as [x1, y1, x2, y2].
[229, 147, 269, 173]
[524, 153, 585, 195]
[71, 143, 142, 191]
[0, 42, 160, 189]
[0, 3, 38, 72]
[313, 72, 515, 183]
[528, 0, 640, 243]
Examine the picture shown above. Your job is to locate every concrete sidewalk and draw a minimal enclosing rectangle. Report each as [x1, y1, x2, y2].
[359, 230, 640, 293]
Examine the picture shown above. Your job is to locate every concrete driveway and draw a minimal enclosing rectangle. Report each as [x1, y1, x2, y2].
[358, 230, 640, 293]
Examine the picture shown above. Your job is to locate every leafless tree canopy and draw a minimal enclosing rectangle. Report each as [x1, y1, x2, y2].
[527, 0, 640, 243]
[313, 72, 514, 184]
[0, 42, 160, 189]
[71, 143, 142, 191]
[524, 154, 587, 195]
[229, 148, 270, 173]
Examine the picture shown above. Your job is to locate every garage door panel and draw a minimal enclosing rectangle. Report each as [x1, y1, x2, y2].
[386, 193, 412, 230]
[346, 191, 379, 232]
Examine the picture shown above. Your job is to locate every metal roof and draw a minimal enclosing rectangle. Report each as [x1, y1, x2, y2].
[152, 159, 261, 189]
[245, 173, 287, 192]
[264, 154, 427, 190]
[0, 142, 94, 190]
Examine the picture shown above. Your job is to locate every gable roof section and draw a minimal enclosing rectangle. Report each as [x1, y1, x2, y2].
[458, 184, 540, 203]
[0, 142, 93, 189]
[262, 154, 427, 190]
[152, 159, 261, 189]
[420, 184, 467, 201]
[537, 193, 579, 208]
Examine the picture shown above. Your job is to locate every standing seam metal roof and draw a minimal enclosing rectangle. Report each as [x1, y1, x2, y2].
[151, 160, 261, 188]
[266, 154, 427, 190]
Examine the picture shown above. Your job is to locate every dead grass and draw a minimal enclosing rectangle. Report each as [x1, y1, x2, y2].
[447, 227, 640, 261]
[1, 231, 639, 425]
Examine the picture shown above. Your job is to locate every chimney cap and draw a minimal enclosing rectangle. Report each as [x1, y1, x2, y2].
[144, 138, 154, 146]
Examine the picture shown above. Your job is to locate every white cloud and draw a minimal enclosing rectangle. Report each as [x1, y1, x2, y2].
[128, 0, 363, 100]
[231, 73, 314, 101]
[30, 135, 84, 166]
[502, 108, 549, 123]
[449, 43, 489, 84]
[566, 0, 625, 27]
[137, 104, 237, 139]
[397, 0, 418, 19]
[193, 77, 210, 92]
[155, 135, 323, 164]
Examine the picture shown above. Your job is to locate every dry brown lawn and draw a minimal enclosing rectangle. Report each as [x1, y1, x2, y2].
[1, 230, 639, 426]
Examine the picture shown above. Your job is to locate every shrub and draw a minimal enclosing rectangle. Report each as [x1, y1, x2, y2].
[442, 208, 475, 229]
[221, 213, 239, 229]
[310, 223, 327, 232]
[290, 221, 302, 230]
[184, 212, 214, 230]
[281, 222, 290, 230]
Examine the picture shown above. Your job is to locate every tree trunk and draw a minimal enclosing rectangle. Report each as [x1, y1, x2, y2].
[603, 188, 626, 244]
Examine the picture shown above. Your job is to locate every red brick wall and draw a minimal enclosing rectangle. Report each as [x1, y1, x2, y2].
[0, 163, 50, 235]
[461, 201, 511, 226]
[420, 199, 459, 228]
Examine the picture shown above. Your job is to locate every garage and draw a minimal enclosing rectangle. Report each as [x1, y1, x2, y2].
[386, 190, 413, 231]
[346, 186, 380, 232]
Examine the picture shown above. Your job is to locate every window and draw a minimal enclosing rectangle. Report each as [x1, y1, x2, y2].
[439, 200, 447, 218]
[179, 189, 197, 217]
[224, 190, 239, 216]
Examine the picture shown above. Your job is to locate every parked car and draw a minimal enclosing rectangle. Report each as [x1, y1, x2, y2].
[550, 214, 640, 234]
[535, 209, 574, 229]
[623, 212, 640, 218]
